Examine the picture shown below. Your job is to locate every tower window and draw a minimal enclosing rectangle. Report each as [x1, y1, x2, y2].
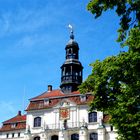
[89, 112, 97, 122]
[34, 117, 41, 127]
[68, 49, 72, 54]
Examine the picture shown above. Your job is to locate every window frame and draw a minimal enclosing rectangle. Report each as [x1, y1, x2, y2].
[88, 112, 97, 123]
[34, 117, 41, 127]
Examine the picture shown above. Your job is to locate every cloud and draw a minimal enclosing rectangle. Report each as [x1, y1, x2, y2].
[0, 5, 49, 38]
[0, 0, 79, 38]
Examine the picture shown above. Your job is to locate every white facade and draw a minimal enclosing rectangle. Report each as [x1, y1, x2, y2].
[24, 98, 117, 140]
[0, 130, 25, 140]
[0, 95, 118, 140]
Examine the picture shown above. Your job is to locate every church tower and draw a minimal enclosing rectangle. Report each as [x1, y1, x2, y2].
[60, 26, 83, 93]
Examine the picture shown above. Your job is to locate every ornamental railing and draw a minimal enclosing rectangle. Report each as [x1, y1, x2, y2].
[45, 122, 83, 130]
[61, 75, 82, 84]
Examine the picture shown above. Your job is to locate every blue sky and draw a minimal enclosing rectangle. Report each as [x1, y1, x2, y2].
[0, 0, 123, 124]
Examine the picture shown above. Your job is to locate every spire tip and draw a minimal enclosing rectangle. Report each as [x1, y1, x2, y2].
[68, 24, 74, 40]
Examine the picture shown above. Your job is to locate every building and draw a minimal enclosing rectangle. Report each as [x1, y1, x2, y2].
[0, 111, 26, 139]
[0, 29, 117, 140]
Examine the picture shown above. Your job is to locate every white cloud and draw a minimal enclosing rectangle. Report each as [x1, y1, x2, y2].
[0, 0, 75, 38]
[0, 7, 48, 38]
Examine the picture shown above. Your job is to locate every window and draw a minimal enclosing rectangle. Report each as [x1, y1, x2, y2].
[34, 136, 40, 140]
[89, 112, 97, 122]
[11, 123, 18, 128]
[12, 133, 14, 138]
[18, 132, 20, 137]
[110, 125, 113, 131]
[80, 95, 86, 102]
[90, 133, 98, 140]
[6, 133, 9, 138]
[71, 133, 79, 140]
[34, 117, 41, 127]
[44, 99, 49, 105]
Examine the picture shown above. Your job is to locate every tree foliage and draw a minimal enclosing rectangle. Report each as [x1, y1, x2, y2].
[79, 0, 140, 140]
[80, 27, 140, 140]
[87, 0, 140, 43]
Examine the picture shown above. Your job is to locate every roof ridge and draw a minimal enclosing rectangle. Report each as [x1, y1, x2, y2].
[30, 89, 61, 101]
[3, 114, 26, 124]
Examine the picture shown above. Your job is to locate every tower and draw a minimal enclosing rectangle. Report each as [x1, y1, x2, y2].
[60, 26, 83, 93]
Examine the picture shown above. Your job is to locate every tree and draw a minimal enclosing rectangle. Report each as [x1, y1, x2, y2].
[87, 0, 140, 43]
[79, 1, 140, 140]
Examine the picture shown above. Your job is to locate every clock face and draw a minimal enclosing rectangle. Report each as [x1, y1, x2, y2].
[59, 107, 70, 120]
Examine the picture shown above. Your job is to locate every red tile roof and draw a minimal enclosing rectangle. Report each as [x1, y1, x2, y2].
[30, 90, 65, 100]
[3, 115, 26, 124]
[0, 122, 26, 132]
[26, 90, 94, 111]
[0, 114, 26, 132]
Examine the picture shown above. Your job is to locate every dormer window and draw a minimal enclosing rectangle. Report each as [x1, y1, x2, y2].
[44, 98, 50, 105]
[11, 123, 18, 128]
[34, 117, 41, 127]
[80, 95, 86, 102]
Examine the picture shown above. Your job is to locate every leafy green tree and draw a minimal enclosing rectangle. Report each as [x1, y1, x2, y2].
[80, 28, 140, 140]
[79, 0, 140, 140]
[87, 0, 140, 43]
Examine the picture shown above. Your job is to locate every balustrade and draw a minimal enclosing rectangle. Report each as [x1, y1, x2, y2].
[61, 75, 82, 84]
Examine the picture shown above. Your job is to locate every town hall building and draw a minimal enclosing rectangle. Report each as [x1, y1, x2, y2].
[0, 28, 117, 140]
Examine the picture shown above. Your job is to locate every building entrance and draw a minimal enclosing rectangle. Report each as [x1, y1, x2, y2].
[51, 135, 58, 140]
[34, 136, 40, 140]
[71, 133, 79, 140]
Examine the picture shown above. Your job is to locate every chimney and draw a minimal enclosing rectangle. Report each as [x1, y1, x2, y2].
[48, 85, 52, 92]
[18, 111, 21, 116]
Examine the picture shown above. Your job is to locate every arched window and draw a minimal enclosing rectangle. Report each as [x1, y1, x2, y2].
[90, 133, 98, 140]
[88, 112, 97, 122]
[34, 117, 41, 127]
[71, 133, 79, 140]
[34, 136, 40, 140]
[51, 135, 58, 140]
